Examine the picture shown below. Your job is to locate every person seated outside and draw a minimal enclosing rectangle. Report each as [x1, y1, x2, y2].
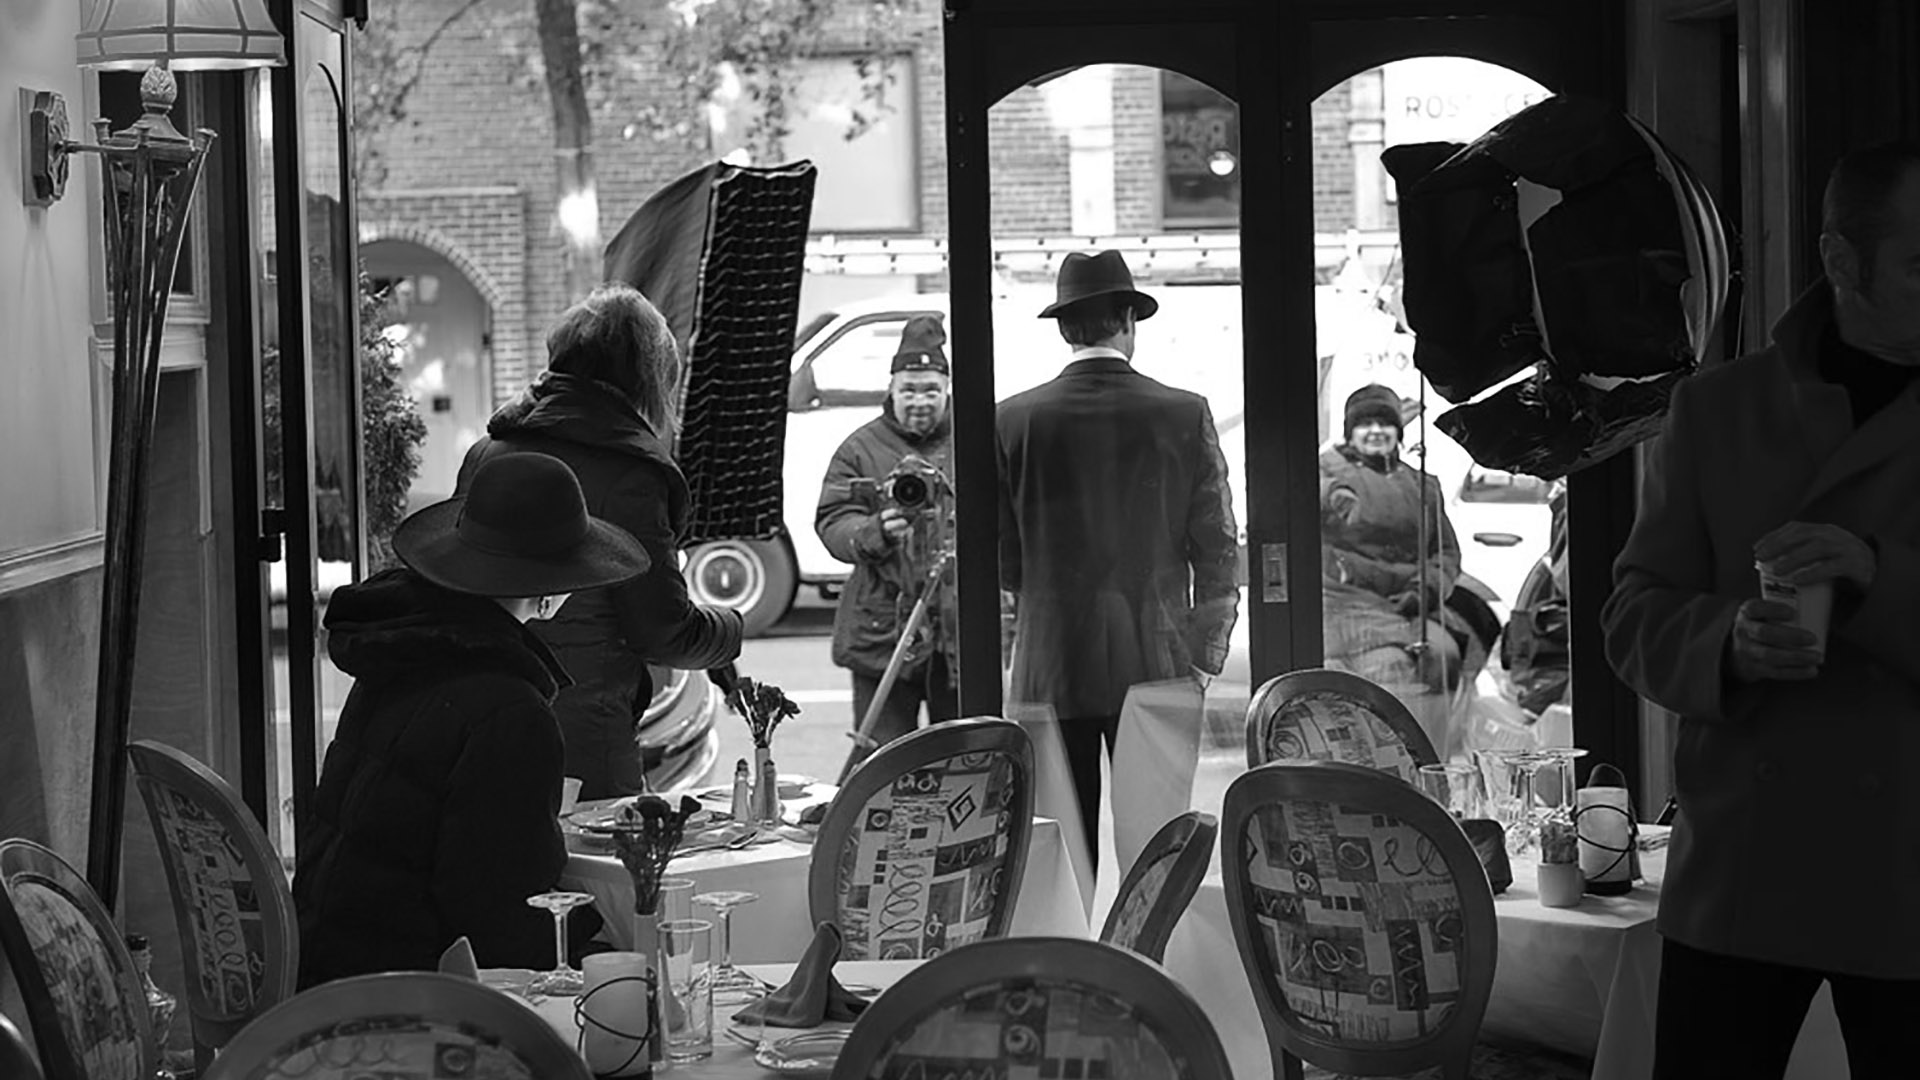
[293, 452, 649, 987]
[1319, 383, 1466, 757]
[815, 314, 959, 747]
[459, 283, 744, 799]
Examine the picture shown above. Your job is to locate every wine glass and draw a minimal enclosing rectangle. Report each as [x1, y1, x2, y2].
[693, 890, 766, 1004]
[526, 891, 596, 996]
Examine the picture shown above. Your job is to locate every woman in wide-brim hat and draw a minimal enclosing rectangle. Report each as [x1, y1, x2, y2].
[293, 452, 648, 988]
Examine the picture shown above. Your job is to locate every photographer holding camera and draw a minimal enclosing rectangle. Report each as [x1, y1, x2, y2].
[815, 315, 960, 745]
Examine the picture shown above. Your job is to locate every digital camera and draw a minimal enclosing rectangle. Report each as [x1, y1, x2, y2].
[850, 454, 950, 517]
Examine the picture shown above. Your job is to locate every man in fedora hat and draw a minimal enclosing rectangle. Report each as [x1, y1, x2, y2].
[817, 314, 960, 746]
[294, 452, 649, 986]
[997, 250, 1241, 873]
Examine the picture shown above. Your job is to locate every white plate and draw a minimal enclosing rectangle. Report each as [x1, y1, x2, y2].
[735, 1028, 849, 1075]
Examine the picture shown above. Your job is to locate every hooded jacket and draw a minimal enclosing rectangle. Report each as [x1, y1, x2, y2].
[293, 568, 584, 986]
[458, 373, 743, 797]
[815, 405, 956, 678]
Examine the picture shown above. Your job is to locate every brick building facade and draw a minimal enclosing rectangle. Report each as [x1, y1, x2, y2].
[357, 0, 1383, 411]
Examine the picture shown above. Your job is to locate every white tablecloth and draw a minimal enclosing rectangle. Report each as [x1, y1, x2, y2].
[562, 816, 1087, 961]
[1161, 843, 1849, 1080]
[526, 960, 918, 1078]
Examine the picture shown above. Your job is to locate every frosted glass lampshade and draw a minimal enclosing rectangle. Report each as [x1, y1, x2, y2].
[77, 0, 286, 70]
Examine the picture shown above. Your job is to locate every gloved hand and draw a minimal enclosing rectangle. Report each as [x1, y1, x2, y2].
[706, 664, 741, 695]
[1325, 486, 1360, 525]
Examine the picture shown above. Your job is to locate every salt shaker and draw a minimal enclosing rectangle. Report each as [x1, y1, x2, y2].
[729, 758, 752, 821]
[756, 755, 780, 825]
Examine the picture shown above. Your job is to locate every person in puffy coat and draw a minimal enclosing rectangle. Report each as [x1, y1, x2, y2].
[815, 314, 959, 745]
[294, 452, 649, 986]
[458, 284, 744, 799]
[1319, 383, 1464, 756]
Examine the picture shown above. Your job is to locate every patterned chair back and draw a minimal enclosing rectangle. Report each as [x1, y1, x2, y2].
[0, 840, 154, 1080]
[1099, 811, 1218, 963]
[810, 718, 1034, 960]
[1245, 668, 1438, 781]
[1, 1011, 48, 1080]
[838, 936, 1233, 1079]
[1220, 761, 1496, 1080]
[128, 740, 299, 1076]
[201, 972, 589, 1080]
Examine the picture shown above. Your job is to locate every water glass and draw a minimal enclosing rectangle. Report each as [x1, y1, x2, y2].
[1418, 763, 1482, 819]
[657, 877, 696, 925]
[660, 918, 714, 1062]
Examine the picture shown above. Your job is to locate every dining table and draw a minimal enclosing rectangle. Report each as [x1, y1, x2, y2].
[561, 781, 1090, 960]
[524, 959, 917, 1077]
[1158, 830, 1851, 1080]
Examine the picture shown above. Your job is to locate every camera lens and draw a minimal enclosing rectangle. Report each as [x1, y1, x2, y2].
[892, 474, 929, 509]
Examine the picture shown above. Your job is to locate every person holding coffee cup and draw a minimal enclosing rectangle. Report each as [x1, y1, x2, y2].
[1602, 142, 1920, 1079]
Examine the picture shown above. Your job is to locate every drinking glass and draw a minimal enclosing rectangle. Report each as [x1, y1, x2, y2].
[526, 891, 597, 996]
[659, 918, 714, 1061]
[693, 890, 765, 1004]
[1476, 749, 1552, 858]
[1417, 763, 1482, 819]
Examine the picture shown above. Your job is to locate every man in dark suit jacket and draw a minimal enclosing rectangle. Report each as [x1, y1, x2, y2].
[996, 250, 1240, 873]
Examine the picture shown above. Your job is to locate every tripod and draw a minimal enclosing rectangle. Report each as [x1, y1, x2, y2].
[836, 547, 954, 784]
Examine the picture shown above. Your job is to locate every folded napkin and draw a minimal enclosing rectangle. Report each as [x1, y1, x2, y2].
[438, 936, 480, 980]
[732, 922, 869, 1028]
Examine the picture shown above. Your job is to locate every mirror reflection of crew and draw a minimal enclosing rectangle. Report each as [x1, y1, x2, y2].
[1319, 383, 1464, 755]
[815, 315, 959, 745]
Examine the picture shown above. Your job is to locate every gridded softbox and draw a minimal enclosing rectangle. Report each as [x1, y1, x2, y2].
[603, 160, 817, 545]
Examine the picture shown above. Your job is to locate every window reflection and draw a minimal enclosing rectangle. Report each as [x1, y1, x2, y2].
[1312, 57, 1563, 766]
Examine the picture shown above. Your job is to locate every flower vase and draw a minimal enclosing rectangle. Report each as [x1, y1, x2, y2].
[753, 745, 779, 825]
[630, 912, 665, 1068]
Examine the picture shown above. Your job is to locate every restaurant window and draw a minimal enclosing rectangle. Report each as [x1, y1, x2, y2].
[1160, 70, 1239, 228]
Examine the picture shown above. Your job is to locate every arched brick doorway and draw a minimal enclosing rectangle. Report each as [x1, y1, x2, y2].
[364, 240, 495, 508]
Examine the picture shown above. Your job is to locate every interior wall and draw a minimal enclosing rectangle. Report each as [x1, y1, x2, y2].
[0, 0, 104, 867]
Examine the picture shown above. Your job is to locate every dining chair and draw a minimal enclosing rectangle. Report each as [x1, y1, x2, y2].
[810, 717, 1034, 960]
[0, 839, 156, 1080]
[201, 971, 590, 1080]
[834, 936, 1233, 1079]
[127, 739, 300, 1075]
[1220, 761, 1497, 1080]
[0, 1011, 47, 1080]
[1099, 810, 1218, 963]
[1245, 666, 1439, 781]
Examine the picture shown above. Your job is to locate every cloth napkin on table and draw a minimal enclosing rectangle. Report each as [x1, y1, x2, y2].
[437, 936, 480, 980]
[732, 922, 869, 1028]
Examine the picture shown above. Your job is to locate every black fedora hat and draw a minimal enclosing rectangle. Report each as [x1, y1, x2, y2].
[393, 453, 650, 597]
[1037, 249, 1159, 320]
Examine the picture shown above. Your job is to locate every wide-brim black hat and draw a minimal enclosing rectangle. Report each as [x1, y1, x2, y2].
[393, 453, 650, 598]
[1038, 249, 1159, 320]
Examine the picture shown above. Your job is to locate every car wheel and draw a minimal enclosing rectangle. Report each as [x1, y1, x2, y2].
[684, 538, 798, 637]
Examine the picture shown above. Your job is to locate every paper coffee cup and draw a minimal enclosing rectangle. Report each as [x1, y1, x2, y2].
[1755, 562, 1831, 659]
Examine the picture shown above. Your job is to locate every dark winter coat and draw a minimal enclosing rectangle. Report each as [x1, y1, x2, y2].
[1604, 284, 1920, 978]
[996, 354, 1240, 719]
[1318, 442, 1462, 657]
[815, 407, 956, 679]
[293, 568, 588, 987]
[457, 373, 743, 797]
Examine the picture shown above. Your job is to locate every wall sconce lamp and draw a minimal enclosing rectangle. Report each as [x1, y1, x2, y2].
[20, 0, 285, 908]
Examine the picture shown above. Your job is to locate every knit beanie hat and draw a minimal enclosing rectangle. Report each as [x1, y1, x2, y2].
[1343, 383, 1405, 437]
[891, 315, 950, 375]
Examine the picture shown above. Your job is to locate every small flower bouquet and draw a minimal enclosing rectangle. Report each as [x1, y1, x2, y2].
[726, 676, 801, 749]
[1539, 815, 1579, 866]
[725, 677, 801, 824]
[611, 794, 702, 918]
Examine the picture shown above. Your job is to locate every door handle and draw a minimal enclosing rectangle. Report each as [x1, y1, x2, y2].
[260, 506, 285, 562]
[1473, 531, 1522, 548]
